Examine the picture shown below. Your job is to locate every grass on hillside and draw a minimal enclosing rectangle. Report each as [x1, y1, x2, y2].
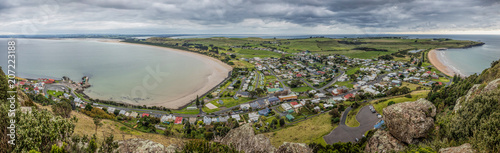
[265, 113, 336, 148]
[372, 90, 430, 115]
[345, 90, 429, 127]
[34, 103, 181, 147]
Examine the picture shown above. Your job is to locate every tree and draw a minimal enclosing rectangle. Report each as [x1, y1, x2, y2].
[99, 134, 118, 153]
[249, 91, 257, 98]
[279, 118, 285, 127]
[255, 88, 265, 96]
[387, 101, 396, 106]
[93, 117, 102, 134]
[85, 103, 93, 111]
[52, 99, 72, 118]
[195, 95, 200, 106]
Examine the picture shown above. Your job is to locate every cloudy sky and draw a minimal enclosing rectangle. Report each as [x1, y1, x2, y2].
[1, 0, 499, 35]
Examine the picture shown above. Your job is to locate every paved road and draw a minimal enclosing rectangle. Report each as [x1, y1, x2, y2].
[323, 105, 380, 144]
[263, 64, 289, 90]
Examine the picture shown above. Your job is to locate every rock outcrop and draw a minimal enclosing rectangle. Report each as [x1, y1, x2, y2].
[383, 98, 436, 144]
[276, 142, 312, 153]
[439, 143, 475, 153]
[220, 123, 276, 153]
[114, 138, 174, 153]
[365, 130, 405, 153]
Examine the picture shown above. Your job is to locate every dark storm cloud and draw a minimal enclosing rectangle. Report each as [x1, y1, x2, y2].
[0, 0, 499, 34]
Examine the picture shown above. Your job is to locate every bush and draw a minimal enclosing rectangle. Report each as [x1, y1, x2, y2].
[387, 101, 396, 106]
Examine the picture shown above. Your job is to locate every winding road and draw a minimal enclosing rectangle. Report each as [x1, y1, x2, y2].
[323, 105, 380, 144]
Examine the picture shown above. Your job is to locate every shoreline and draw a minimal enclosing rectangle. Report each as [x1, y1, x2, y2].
[52, 38, 233, 109]
[428, 49, 464, 77]
[111, 41, 233, 109]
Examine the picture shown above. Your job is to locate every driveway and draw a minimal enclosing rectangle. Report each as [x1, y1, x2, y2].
[323, 105, 380, 144]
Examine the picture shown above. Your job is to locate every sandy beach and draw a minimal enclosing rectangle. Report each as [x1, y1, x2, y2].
[428, 49, 462, 77]
[115, 41, 233, 109]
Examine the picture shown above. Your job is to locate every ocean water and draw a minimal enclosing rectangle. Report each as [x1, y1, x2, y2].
[0, 38, 213, 106]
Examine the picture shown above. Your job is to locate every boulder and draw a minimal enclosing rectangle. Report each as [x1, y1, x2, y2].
[439, 143, 475, 153]
[383, 98, 436, 144]
[365, 130, 405, 153]
[220, 123, 276, 153]
[276, 142, 312, 153]
[115, 138, 174, 153]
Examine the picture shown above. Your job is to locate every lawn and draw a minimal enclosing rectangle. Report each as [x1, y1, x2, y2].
[345, 90, 430, 127]
[331, 81, 354, 88]
[372, 90, 430, 115]
[171, 107, 200, 115]
[291, 86, 314, 92]
[401, 82, 429, 90]
[432, 77, 450, 83]
[265, 113, 335, 148]
[47, 90, 65, 98]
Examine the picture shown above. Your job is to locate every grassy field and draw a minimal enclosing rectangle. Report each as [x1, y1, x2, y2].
[291, 86, 314, 92]
[47, 90, 65, 98]
[345, 90, 430, 127]
[171, 107, 199, 115]
[143, 37, 482, 60]
[34, 103, 181, 147]
[265, 113, 335, 147]
[372, 90, 429, 115]
[331, 81, 354, 88]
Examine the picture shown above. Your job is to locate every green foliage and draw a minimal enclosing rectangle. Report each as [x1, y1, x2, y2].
[87, 135, 98, 153]
[14, 109, 76, 152]
[52, 99, 73, 118]
[180, 139, 241, 153]
[50, 143, 66, 153]
[387, 101, 396, 106]
[99, 134, 119, 153]
[82, 107, 115, 119]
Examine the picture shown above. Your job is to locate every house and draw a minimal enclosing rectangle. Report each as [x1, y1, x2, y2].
[257, 99, 269, 108]
[344, 93, 354, 100]
[290, 102, 303, 109]
[248, 112, 260, 122]
[250, 102, 260, 109]
[391, 80, 402, 86]
[107, 107, 116, 114]
[314, 93, 326, 98]
[268, 97, 280, 105]
[219, 116, 230, 123]
[119, 110, 126, 115]
[141, 113, 150, 117]
[281, 103, 292, 111]
[240, 103, 251, 110]
[258, 108, 271, 116]
[129, 112, 138, 118]
[189, 117, 197, 125]
[431, 74, 439, 79]
[161, 115, 173, 123]
[314, 106, 320, 112]
[236, 91, 249, 97]
[231, 114, 241, 121]
[124, 112, 130, 117]
[323, 104, 334, 108]
[203, 116, 212, 125]
[278, 94, 298, 102]
[174, 117, 183, 124]
[286, 114, 295, 121]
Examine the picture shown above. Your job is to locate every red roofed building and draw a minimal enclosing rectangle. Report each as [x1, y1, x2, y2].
[344, 93, 354, 100]
[20, 82, 25, 85]
[174, 117, 183, 124]
[317, 71, 325, 74]
[438, 82, 443, 85]
[296, 74, 302, 77]
[141, 113, 150, 117]
[290, 101, 298, 106]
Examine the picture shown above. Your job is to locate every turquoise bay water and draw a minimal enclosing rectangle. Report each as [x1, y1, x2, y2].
[0, 38, 213, 106]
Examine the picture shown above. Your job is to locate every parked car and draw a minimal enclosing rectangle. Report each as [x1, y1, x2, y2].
[369, 105, 376, 113]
